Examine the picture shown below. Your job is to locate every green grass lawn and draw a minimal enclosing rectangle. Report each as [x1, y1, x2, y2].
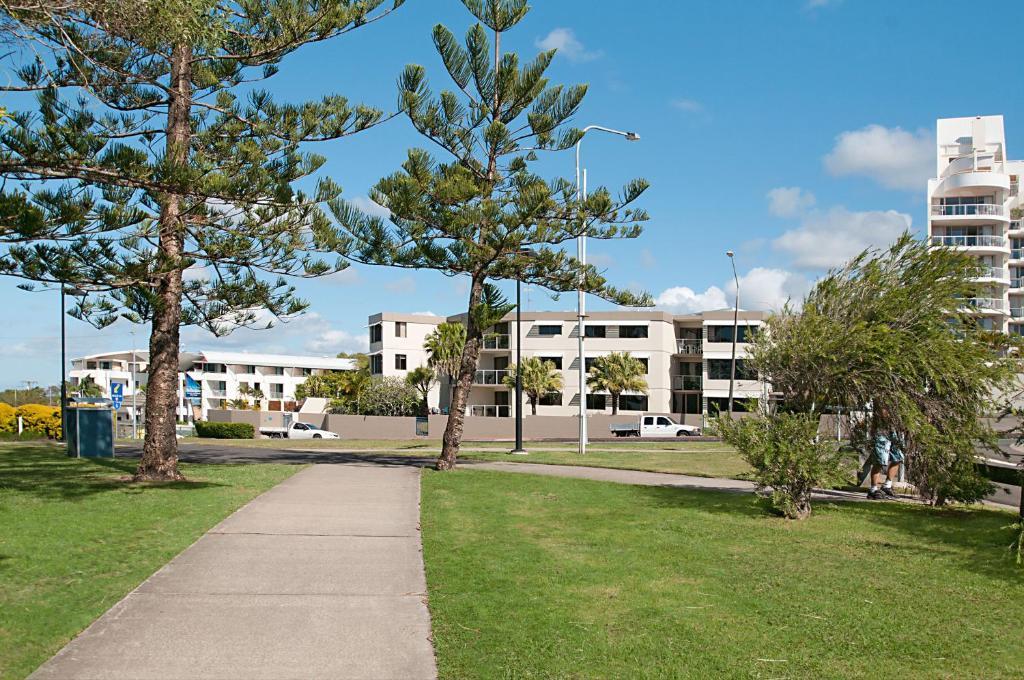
[0, 444, 301, 680]
[421, 469, 1024, 679]
[173, 437, 751, 479]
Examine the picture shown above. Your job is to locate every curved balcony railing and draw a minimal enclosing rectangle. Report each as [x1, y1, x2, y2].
[962, 297, 1008, 313]
[1010, 220, 1023, 233]
[930, 235, 1006, 248]
[482, 334, 511, 350]
[1012, 249, 1024, 260]
[1010, 307, 1024, 319]
[1011, 278, 1024, 289]
[671, 375, 702, 390]
[473, 369, 510, 385]
[972, 266, 1008, 280]
[930, 204, 1007, 218]
[675, 338, 702, 355]
[467, 404, 511, 417]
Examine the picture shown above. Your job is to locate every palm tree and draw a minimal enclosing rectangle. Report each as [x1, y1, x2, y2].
[502, 357, 563, 416]
[405, 366, 437, 416]
[424, 322, 467, 384]
[587, 353, 648, 415]
[74, 374, 104, 398]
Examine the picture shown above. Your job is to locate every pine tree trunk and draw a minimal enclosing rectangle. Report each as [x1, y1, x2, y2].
[530, 398, 537, 416]
[135, 42, 192, 482]
[437, 276, 484, 470]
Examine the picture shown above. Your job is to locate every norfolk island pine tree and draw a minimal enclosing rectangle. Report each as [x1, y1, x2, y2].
[331, 0, 652, 470]
[0, 1, 404, 479]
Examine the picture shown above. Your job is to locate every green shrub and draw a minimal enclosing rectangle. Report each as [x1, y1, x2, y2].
[194, 421, 254, 439]
[0, 429, 49, 441]
[714, 413, 856, 519]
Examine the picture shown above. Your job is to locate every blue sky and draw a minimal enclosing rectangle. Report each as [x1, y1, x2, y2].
[4, 0, 1024, 387]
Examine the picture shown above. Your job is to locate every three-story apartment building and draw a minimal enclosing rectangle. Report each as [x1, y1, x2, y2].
[928, 115, 1024, 333]
[70, 350, 355, 422]
[368, 308, 767, 422]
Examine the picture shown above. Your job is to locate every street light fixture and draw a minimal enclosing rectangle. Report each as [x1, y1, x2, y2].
[726, 251, 740, 416]
[575, 125, 640, 456]
[511, 247, 536, 455]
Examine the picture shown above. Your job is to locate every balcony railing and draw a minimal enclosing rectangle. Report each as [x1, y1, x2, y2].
[467, 404, 511, 417]
[1013, 249, 1024, 260]
[207, 389, 227, 397]
[930, 235, 1006, 248]
[1011, 220, 1023, 233]
[962, 297, 1009, 313]
[972, 266, 1008, 280]
[482, 334, 511, 350]
[671, 375, 702, 390]
[930, 204, 1007, 218]
[1011, 307, 1024, 319]
[675, 338, 702, 355]
[1012, 278, 1024, 289]
[473, 369, 510, 385]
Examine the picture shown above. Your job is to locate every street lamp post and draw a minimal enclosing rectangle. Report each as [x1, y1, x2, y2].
[726, 251, 740, 416]
[511, 247, 535, 455]
[60, 286, 87, 447]
[575, 125, 640, 455]
[131, 330, 138, 440]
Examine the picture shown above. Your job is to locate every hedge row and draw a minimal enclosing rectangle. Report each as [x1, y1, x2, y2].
[0, 403, 62, 439]
[194, 421, 254, 439]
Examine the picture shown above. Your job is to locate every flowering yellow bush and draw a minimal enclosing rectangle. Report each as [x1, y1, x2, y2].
[0, 402, 15, 433]
[14, 404, 62, 439]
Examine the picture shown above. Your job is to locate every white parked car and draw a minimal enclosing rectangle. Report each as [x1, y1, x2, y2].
[261, 421, 340, 439]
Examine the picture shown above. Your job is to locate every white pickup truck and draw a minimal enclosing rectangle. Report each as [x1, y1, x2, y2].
[609, 415, 701, 438]
[260, 421, 339, 439]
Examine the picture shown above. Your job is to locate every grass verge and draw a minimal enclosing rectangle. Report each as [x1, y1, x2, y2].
[421, 469, 1024, 679]
[0, 443, 301, 679]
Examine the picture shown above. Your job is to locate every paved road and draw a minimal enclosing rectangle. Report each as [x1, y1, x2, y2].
[30, 464, 437, 680]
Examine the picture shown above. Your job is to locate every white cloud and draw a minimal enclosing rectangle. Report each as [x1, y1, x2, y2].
[384, 275, 416, 294]
[654, 285, 728, 314]
[640, 249, 657, 269]
[323, 266, 361, 285]
[806, 0, 841, 8]
[587, 252, 614, 269]
[410, 311, 439, 317]
[726, 267, 809, 312]
[671, 98, 703, 113]
[767, 186, 816, 218]
[182, 265, 212, 282]
[772, 206, 912, 269]
[535, 28, 601, 62]
[181, 311, 367, 356]
[349, 196, 391, 219]
[824, 124, 932, 191]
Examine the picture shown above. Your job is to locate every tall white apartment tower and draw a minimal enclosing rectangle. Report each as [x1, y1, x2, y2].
[928, 115, 1024, 333]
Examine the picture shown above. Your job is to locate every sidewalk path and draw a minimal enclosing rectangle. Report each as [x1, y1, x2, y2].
[30, 464, 437, 680]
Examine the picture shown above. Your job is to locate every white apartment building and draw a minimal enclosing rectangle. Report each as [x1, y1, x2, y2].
[70, 350, 355, 422]
[928, 115, 1024, 333]
[368, 309, 767, 421]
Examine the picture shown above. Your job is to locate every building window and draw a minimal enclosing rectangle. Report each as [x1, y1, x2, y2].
[619, 394, 649, 411]
[370, 324, 383, 343]
[584, 357, 597, 373]
[584, 325, 606, 338]
[268, 383, 284, 399]
[99, 361, 112, 370]
[707, 325, 757, 343]
[707, 359, 756, 381]
[539, 356, 563, 369]
[244, 365, 256, 374]
[263, 366, 284, 376]
[619, 325, 648, 339]
[395, 321, 407, 338]
[539, 392, 562, 406]
[536, 324, 562, 336]
[299, 367, 313, 376]
[395, 354, 407, 370]
[370, 354, 383, 375]
[637, 358, 649, 373]
[585, 394, 607, 410]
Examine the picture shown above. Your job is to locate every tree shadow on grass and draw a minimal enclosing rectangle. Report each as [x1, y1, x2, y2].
[634, 482, 1023, 583]
[0, 444, 221, 502]
[116, 443, 437, 469]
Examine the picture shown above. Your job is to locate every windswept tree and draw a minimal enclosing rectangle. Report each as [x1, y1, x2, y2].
[333, 0, 650, 469]
[587, 352, 648, 415]
[751, 233, 1021, 506]
[0, 0, 404, 480]
[502, 356, 562, 415]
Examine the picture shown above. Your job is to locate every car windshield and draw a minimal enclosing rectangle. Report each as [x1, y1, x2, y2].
[305, 423, 320, 430]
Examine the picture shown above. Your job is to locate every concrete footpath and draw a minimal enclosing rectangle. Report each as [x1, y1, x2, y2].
[30, 465, 437, 680]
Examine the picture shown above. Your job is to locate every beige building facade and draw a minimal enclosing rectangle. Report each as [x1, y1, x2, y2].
[368, 308, 768, 421]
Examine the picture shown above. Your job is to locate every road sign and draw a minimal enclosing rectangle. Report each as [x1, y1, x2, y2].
[111, 383, 123, 410]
